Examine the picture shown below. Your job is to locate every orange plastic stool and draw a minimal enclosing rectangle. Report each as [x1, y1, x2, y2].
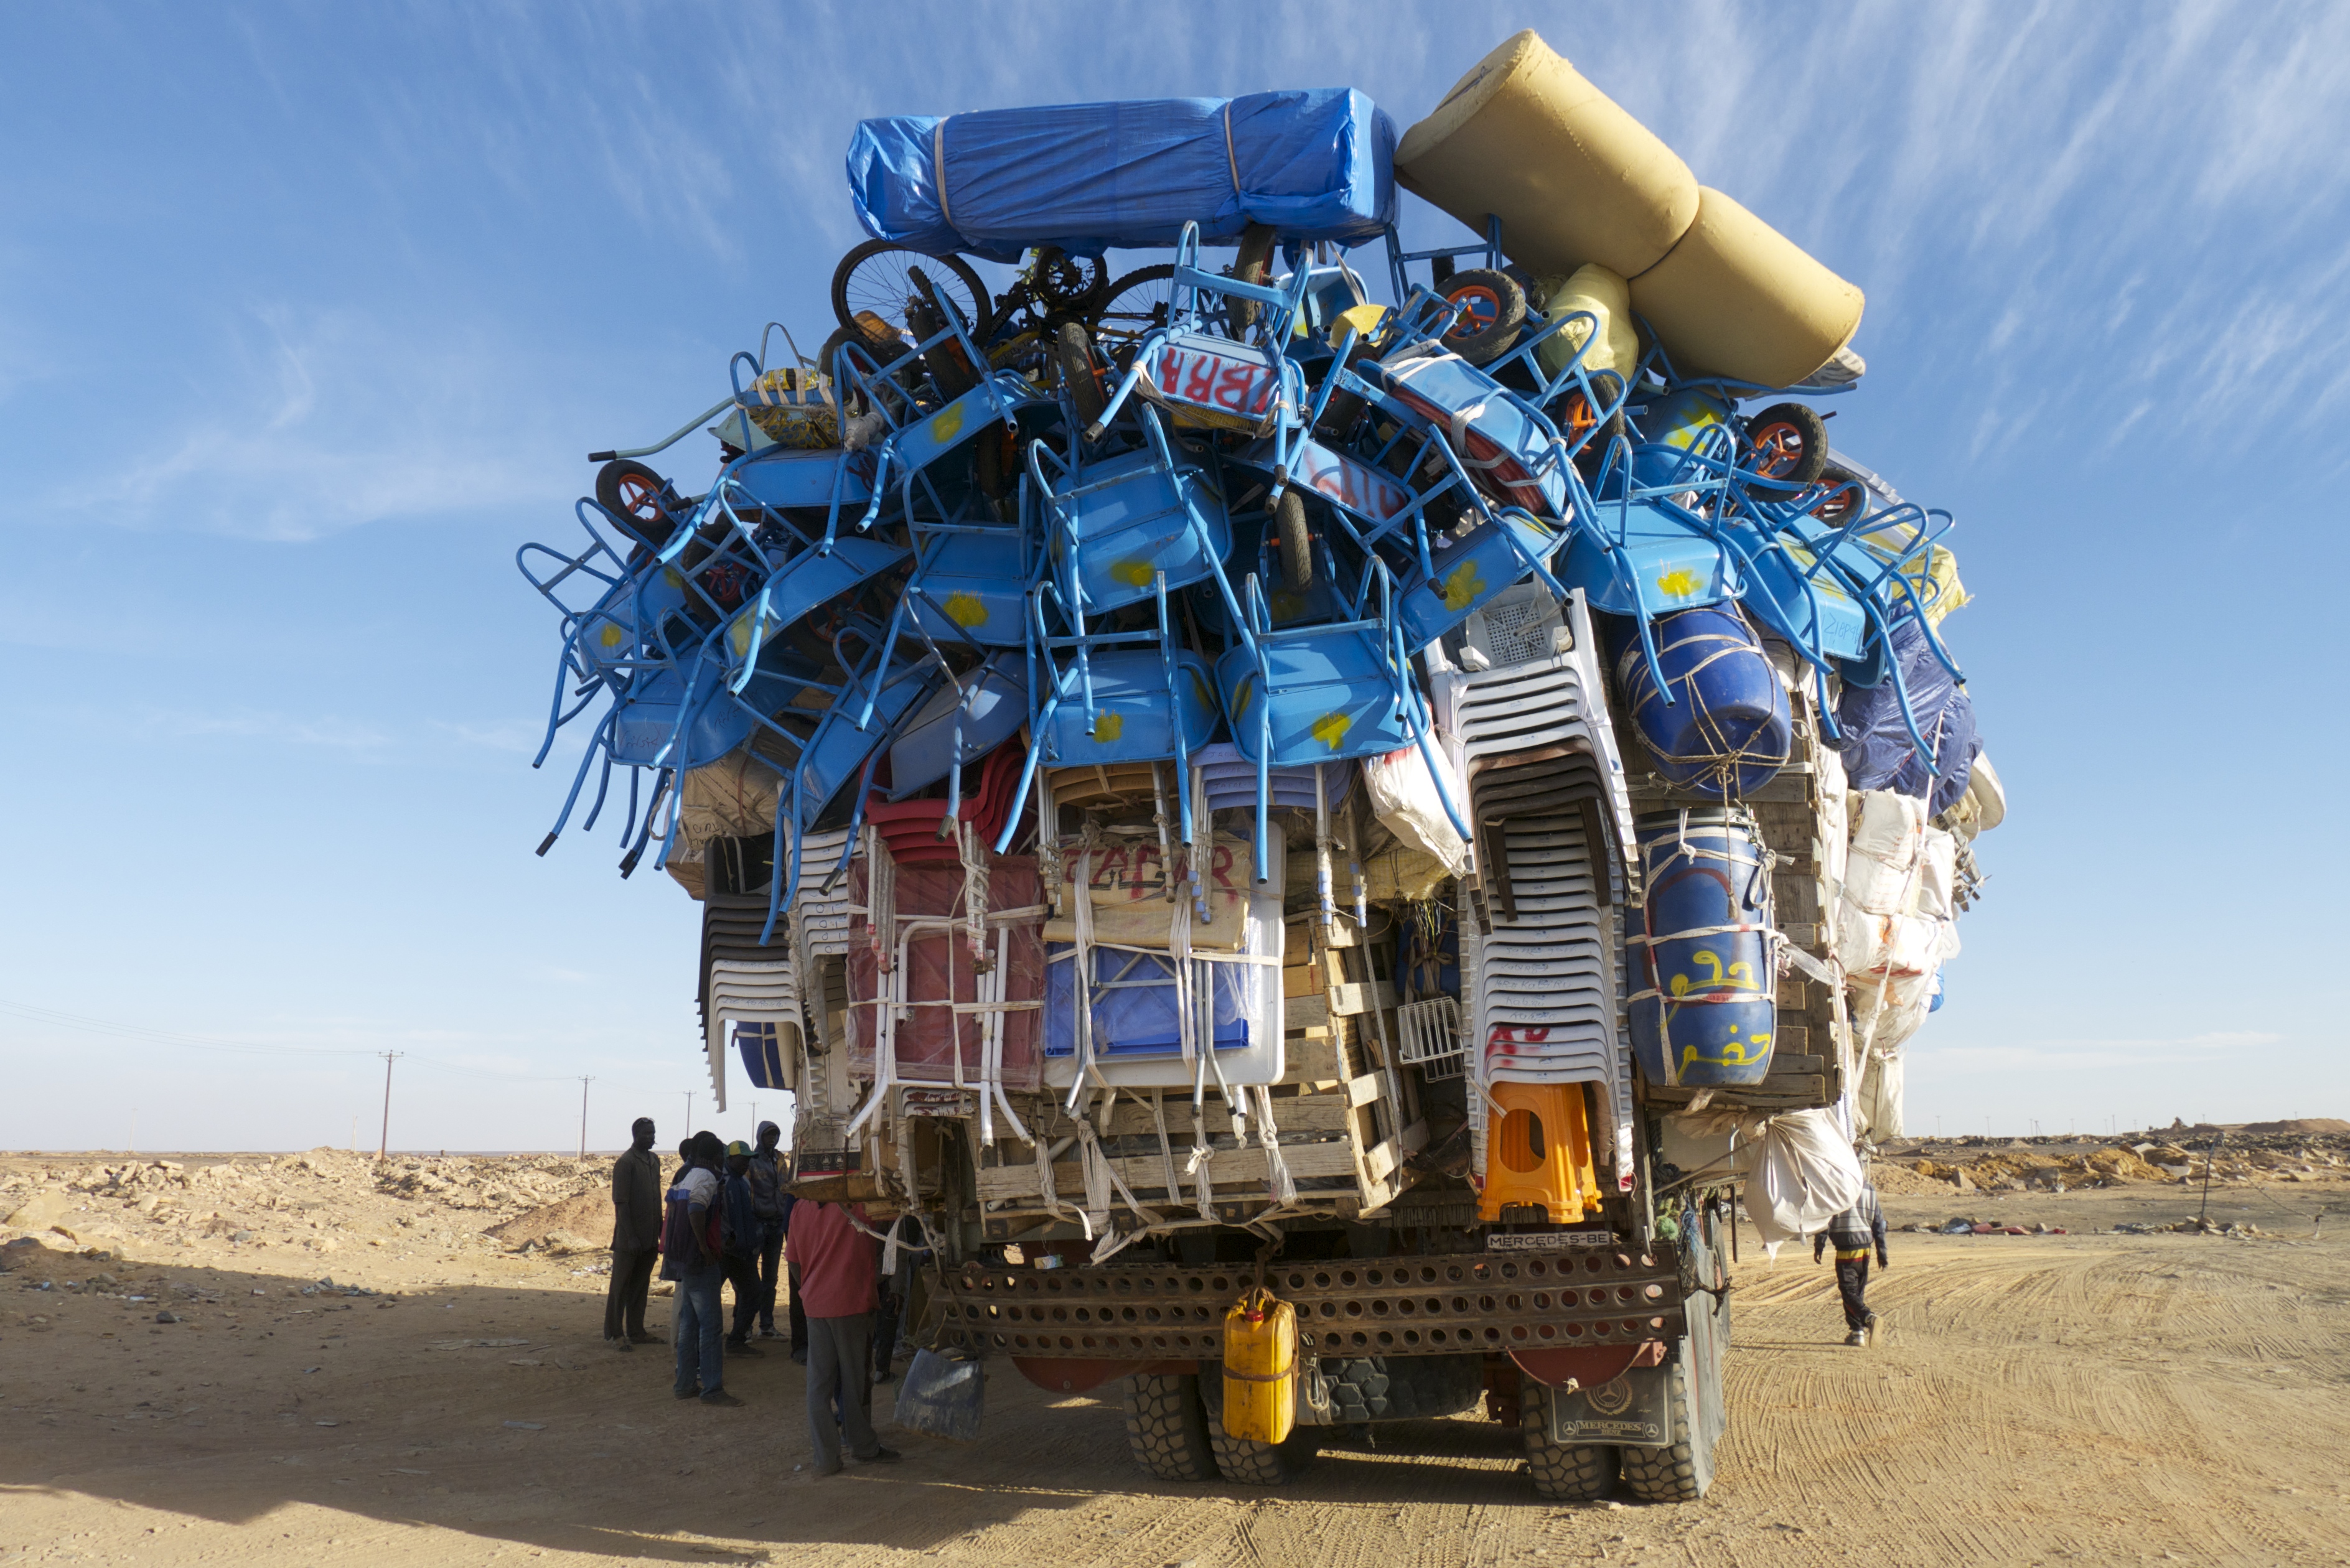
[1477, 1081, 1602, 1223]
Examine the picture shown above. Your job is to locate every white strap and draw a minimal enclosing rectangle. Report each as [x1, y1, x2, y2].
[932, 116, 956, 229]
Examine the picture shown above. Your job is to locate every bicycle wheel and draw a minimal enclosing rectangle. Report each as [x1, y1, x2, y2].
[832, 240, 992, 344]
[1091, 264, 1175, 361]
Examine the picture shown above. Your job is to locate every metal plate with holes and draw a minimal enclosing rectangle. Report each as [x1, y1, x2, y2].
[927, 1244, 1682, 1361]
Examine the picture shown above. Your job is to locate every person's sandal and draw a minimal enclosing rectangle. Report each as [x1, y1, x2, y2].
[700, 1389, 746, 1407]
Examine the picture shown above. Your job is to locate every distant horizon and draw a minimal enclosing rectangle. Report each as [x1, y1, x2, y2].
[9, 1117, 2339, 1160]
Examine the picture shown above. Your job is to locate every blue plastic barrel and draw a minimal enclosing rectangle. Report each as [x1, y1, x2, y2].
[1611, 605, 1789, 799]
[1629, 810, 1777, 1088]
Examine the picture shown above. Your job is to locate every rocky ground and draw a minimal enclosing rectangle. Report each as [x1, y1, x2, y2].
[2, 1136, 2347, 1567]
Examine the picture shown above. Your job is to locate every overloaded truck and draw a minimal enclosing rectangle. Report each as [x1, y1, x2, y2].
[523, 29, 1998, 1501]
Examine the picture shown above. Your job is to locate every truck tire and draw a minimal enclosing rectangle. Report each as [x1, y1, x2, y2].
[1122, 1371, 1217, 1482]
[1520, 1386, 1618, 1502]
[1207, 1424, 1318, 1486]
[1618, 1360, 1715, 1503]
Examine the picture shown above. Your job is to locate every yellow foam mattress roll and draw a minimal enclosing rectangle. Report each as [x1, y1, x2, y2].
[1532, 263, 1640, 384]
[1396, 30, 1698, 281]
[1628, 187, 1865, 388]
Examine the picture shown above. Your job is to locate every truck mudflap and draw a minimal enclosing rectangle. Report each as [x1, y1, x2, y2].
[929, 1243, 1684, 1366]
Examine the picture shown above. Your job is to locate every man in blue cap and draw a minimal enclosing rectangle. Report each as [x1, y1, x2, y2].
[744, 1121, 795, 1344]
[721, 1140, 767, 1356]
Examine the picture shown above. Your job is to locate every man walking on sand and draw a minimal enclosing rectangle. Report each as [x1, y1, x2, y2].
[789, 1196, 899, 1475]
[1814, 1175, 1889, 1346]
[662, 1131, 742, 1406]
[604, 1116, 662, 1351]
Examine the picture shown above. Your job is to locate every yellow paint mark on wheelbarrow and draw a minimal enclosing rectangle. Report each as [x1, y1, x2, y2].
[1228, 679, 1253, 721]
[1655, 569, 1703, 599]
[1111, 559, 1156, 589]
[942, 592, 989, 628]
[599, 622, 625, 650]
[929, 403, 966, 446]
[1190, 670, 1219, 714]
[1089, 712, 1125, 743]
[1311, 712, 1351, 750]
[729, 614, 756, 658]
[1440, 559, 1486, 612]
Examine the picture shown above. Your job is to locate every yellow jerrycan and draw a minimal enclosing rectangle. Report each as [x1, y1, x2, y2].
[1220, 1286, 1298, 1444]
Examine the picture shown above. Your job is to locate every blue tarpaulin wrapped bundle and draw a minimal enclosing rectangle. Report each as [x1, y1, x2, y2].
[1833, 614, 1978, 815]
[846, 90, 1396, 261]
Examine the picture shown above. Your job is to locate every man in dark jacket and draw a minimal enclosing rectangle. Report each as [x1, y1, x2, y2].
[720, 1141, 767, 1355]
[745, 1121, 793, 1342]
[1813, 1177, 1890, 1346]
[603, 1116, 661, 1350]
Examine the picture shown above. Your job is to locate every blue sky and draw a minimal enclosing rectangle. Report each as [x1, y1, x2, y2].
[2, 2, 2344, 1152]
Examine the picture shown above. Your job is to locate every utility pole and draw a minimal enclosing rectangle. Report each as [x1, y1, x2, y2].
[578, 1077, 594, 1160]
[2197, 1129, 2225, 1227]
[377, 1052, 404, 1162]
[684, 1091, 693, 1139]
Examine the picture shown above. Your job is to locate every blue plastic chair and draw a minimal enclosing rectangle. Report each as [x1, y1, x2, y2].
[1088, 223, 1313, 488]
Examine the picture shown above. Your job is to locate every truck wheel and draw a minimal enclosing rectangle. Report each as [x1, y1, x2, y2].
[1208, 1424, 1317, 1485]
[1617, 1361, 1715, 1503]
[1122, 1371, 1217, 1482]
[1520, 1386, 1618, 1502]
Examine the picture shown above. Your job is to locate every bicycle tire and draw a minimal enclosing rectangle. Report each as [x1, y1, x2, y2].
[831, 239, 992, 345]
[1090, 264, 1176, 360]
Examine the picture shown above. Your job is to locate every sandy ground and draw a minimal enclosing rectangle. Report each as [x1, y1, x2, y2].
[4, 1152, 2349, 1567]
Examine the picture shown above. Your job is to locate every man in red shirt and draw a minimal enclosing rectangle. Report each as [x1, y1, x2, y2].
[787, 1198, 900, 1473]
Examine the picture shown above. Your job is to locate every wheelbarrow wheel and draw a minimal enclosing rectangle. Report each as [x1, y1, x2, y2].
[1056, 322, 1108, 431]
[1810, 464, 1866, 526]
[1275, 488, 1313, 590]
[594, 459, 680, 550]
[1746, 401, 1828, 485]
[1438, 269, 1527, 366]
[831, 238, 993, 345]
[1223, 223, 1276, 338]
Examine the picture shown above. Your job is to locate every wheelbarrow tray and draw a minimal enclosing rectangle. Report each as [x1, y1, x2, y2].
[1215, 630, 1415, 765]
[1036, 648, 1222, 766]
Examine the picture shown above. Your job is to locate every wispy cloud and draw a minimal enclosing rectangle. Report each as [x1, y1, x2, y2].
[142, 706, 393, 752]
[1919, 1030, 2285, 1072]
[50, 306, 552, 542]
